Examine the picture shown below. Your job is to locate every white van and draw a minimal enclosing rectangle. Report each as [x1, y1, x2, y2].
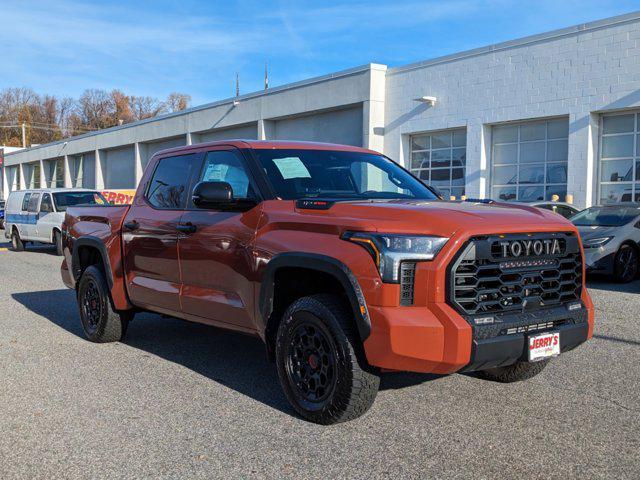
[4, 188, 108, 255]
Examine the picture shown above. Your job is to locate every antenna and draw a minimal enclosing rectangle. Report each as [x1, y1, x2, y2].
[235, 72, 240, 97]
[264, 62, 269, 91]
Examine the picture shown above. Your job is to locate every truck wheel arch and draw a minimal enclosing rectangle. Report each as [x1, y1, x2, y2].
[71, 236, 115, 289]
[260, 253, 371, 360]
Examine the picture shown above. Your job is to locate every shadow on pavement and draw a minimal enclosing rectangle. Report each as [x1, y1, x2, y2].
[12, 289, 440, 419]
[586, 276, 640, 293]
[0, 239, 58, 255]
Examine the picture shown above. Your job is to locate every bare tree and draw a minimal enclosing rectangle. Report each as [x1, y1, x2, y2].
[165, 92, 191, 112]
[130, 95, 166, 121]
[0, 86, 193, 147]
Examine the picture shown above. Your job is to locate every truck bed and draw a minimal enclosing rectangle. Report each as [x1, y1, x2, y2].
[61, 204, 130, 295]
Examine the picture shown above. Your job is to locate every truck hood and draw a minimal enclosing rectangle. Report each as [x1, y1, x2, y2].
[288, 199, 573, 237]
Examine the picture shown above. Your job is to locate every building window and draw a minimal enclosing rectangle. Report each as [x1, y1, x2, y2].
[599, 112, 640, 203]
[490, 118, 568, 202]
[54, 158, 64, 187]
[409, 128, 466, 199]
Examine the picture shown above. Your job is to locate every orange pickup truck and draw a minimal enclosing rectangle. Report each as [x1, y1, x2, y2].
[61, 140, 594, 424]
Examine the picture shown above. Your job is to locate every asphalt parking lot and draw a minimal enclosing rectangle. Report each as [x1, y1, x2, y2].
[0, 242, 638, 479]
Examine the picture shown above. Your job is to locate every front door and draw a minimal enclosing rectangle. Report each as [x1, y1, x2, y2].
[178, 148, 262, 331]
[25, 193, 40, 239]
[122, 153, 200, 313]
[36, 193, 55, 242]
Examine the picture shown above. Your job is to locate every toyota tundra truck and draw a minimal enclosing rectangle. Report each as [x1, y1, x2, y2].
[60, 140, 594, 424]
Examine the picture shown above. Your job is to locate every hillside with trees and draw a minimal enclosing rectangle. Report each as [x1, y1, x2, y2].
[0, 88, 191, 147]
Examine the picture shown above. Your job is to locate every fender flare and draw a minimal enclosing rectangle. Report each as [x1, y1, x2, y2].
[71, 236, 114, 289]
[259, 252, 371, 342]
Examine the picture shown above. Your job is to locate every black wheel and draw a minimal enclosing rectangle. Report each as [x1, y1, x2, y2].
[77, 265, 131, 342]
[11, 229, 24, 251]
[275, 294, 380, 424]
[53, 230, 63, 256]
[476, 359, 549, 383]
[614, 244, 638, 283]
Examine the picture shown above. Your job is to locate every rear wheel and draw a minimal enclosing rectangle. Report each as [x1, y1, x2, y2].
[614, 244, 638, 283]
[11, 229, 24, 251]
[477, 359, 549, 383]
[275, 294, 380, 424]
[77, 265, 131, 342]
[53, 230, 63, 256]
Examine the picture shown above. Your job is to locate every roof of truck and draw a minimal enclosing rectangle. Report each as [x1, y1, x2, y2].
[155, 139, 379, 158]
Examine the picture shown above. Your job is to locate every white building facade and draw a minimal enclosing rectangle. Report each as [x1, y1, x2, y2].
[4, 12, 640, 208]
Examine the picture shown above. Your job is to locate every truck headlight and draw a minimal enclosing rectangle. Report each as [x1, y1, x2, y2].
[343, 232, 449, 283]
[582, 236, 613, 248]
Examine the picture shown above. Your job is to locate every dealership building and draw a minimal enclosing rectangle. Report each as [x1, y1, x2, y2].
[3, 11, 640, 208]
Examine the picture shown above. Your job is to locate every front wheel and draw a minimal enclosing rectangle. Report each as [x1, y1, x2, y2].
[53, 230, 63, 256]
[614, 244, 638, 283]
[476, 359, 549, 383]
[11, 229, 24, 251]
[275, 294, 380, 424]
[77, 265, 131, 342]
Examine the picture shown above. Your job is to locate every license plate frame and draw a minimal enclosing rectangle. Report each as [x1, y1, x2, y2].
[528, 331, 561, 362]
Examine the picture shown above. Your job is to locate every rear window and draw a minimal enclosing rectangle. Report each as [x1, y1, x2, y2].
[53, 191, 108, 211]
[147, 154, 197, 209]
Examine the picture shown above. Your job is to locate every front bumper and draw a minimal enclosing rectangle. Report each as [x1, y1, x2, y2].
[364, 299, 592, 374]
[584, 249, 615, 275]
[462, 320, 588, 372]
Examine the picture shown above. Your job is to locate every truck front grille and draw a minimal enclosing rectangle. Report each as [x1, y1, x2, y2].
[449, 233, 582, 315]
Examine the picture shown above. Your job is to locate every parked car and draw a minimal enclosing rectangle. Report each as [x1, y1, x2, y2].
[528, 201, 580, 219]
[0, 200, 5, 230]
[4, 188, 108, 255]
[571, 203, 640, 282]
[61, 140, 593, 424]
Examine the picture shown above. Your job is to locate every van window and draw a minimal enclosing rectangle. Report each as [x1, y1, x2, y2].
[21, 193, 31, 211]
[147, 154, 197, 209]
[53, 191, 107, 211]
[28, 193, 41, 213]
[40, 194, 54, 213]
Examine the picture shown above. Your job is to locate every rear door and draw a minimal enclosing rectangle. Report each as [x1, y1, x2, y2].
[122, 153, 201, 313]
[177, 148, 262, 330]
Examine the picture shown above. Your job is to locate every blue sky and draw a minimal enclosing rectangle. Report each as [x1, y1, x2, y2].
[2, 0, 639, 105]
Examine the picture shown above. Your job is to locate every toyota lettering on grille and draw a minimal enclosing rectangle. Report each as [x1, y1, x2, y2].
[498, 238, 563, 258]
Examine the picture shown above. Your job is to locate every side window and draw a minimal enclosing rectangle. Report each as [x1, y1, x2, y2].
[40, 194, 54, 213]
[556, 206, 575, 219]
[21, 193, 31, 211]
[28, 193, 40, 213]
[147, 154, 197, 209]
[200, 150, 253, 199]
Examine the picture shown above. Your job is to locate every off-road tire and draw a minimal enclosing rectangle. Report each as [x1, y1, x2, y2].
[53, 230, 63, 256]
[613, 244, 638, 283]
[275, 294, 380, 424]
[77, 265, 130, 343]
[477, 359, 549, 383]
[11, 229, 24, 251]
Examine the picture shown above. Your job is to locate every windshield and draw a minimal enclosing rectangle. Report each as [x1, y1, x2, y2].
[255, 149, 439, 201]
[53, 191, 108, 211]
[571, 206, 640, 227]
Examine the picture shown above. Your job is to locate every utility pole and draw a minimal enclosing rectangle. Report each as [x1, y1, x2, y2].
[21, 122, 26, 148]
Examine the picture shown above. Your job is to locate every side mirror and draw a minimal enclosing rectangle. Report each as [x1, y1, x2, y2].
[192, 181, 234, 208]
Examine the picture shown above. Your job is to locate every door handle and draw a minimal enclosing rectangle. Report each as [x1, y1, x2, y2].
[123, 221, 139, 231]
[177, 223, 197, 234]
